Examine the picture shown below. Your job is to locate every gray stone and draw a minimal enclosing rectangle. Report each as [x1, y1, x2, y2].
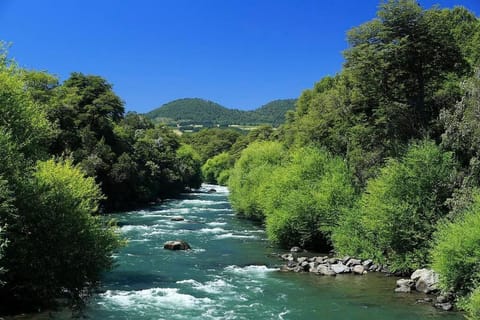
[280, 253, 292, 261]
[411, 269, 439, 293]
[331, 263, 350, 274]
[353, 265, 366, 275]
[369, 264, 378, 271]
[347, 258, 362, 266]
[327, 257, 338, 264]
[290, 246, 303, 253]
[395, 286, 412, 293]
[163, 240, 191, 250]
[316, 264, 337, 276]
[287, 260, 297, 268]
[396, 279, 414, 288]
[435, 303, 453, 311]
[342, 256, 351, 264]
[170, 216, 185, 221]
[362, 259, 373, 267]
[297, 257, 308, 264]
[436, 294, 452, 304]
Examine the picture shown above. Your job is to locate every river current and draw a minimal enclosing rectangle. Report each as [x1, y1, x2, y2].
[83, 185, 462, 320]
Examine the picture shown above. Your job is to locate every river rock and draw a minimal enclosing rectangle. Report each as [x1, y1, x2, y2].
[327, 257, 338, 264]
[207, 188, 217, 193]
[362, 259, 373, 267]
[290, 246, 303, 253]
[163, 240, 191, 250]
[281, 253, 294, 261]
[395, 279, 414, 293]
[331, 263, 350, 274]
[170, 216, 185, 221]
[353, 265, 366, 275]
[411, 269, 439, 293]
[316, 264, 337, 276]
[435, 302, 453, 311]
[297, 257, 308, 264]
[346, 258, 362, 267]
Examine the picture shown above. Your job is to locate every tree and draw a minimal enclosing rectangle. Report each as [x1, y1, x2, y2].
[333, 141, 457, 272]
[229, 141, 285, 220]
[261, 147, 355, 249]
[0, 160, 122, 311]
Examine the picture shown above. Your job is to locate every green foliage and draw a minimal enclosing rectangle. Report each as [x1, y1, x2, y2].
[1, 160, 122, 309]
[333, 141, 457, 271]
[441, 70, 480, 168]
[183, 128, 242, 162]
[145, 98, 296, 127]
[261, 147, 355, 249]
[464, 286, 480, 320]
[176, 144, 202, 189]
[202, 152, 233, 185]
[228, 141, 286, 220]
[431, 191, 480, 297]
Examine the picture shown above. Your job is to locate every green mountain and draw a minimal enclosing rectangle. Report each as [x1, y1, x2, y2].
[144, 98, 296, 127]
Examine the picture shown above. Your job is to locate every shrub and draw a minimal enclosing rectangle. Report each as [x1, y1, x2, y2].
[202, 152, 232, 185]
[261, 147, 355, 249]
[0, 159, 123, 309]
[228, 141, 285, 220]
[431, 191, 480, 297]
[464, 286, 480, 320]
[333, 141, 457, 272]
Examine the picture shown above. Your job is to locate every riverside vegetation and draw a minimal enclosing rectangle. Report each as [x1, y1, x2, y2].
[2, 0, 480, 318]
[0, 47, 203, 313]
[200, 1, 480, 318]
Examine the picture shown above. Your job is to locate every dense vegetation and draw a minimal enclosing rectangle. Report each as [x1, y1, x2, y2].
[220, 1, 480, 316]
[145, 97, 296, 128]
[0, 47, 202, 313]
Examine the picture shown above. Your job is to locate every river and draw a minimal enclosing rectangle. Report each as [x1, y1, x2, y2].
[83, 185, 462, 320]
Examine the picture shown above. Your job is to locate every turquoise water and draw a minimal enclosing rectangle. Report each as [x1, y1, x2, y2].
[84, 185, 462, 320]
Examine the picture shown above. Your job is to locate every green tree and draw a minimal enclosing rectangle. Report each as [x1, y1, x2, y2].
[262, 147, 355, 249]
[0, 160, 122, 310]
[202, 152, 233, 185]
[228, 141, 285, 220]
[431, 190, 480, 297]
[333, 141, 457, 272]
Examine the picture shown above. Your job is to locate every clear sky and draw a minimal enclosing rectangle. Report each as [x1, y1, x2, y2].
[1, 0, 479, 112]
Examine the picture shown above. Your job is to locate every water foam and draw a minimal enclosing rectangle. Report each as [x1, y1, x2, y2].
[100, 288, 213, 310]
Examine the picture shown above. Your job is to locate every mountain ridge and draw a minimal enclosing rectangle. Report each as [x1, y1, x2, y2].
[144, 97, 296, 127]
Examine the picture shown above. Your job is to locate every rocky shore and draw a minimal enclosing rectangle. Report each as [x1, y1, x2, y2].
[278, 248, 454, 311]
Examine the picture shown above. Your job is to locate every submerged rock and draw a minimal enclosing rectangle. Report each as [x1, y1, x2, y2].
[170, 216, 185, 221]
[163, 240, 191, 250]
[395, 279, 414, 293]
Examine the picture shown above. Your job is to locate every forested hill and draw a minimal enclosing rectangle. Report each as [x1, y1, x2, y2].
[144, 98, 296, 127]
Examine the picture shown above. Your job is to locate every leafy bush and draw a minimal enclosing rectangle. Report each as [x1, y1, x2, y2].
[261, 147, 355, 249]
[431, 191, 480, 297]
[202, 152, 232, 185]
[464, 286, 480, 320]
[1, 160, 123, 309]
[228, 141, 285, 220]
[333, 141, 457, 271]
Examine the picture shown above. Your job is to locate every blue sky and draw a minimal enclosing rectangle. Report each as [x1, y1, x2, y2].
[1, 1, 479, 112]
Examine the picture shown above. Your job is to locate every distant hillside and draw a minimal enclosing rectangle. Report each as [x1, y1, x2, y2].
[144, 98, 296, 128]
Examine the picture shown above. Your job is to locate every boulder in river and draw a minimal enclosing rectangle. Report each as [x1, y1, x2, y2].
[170, 216, 185, 221]
[411, 268, 439, 294]
[331, 263, 350, 274]
[395, 279, 414, 293]
[207, 188, 217, 193]
[352, 265, 366, 275]
[164, 240, 191, 250]
[290, 246, 303, 253]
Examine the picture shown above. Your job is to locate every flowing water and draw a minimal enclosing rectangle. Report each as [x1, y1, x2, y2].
[83, 185, 462, 320]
